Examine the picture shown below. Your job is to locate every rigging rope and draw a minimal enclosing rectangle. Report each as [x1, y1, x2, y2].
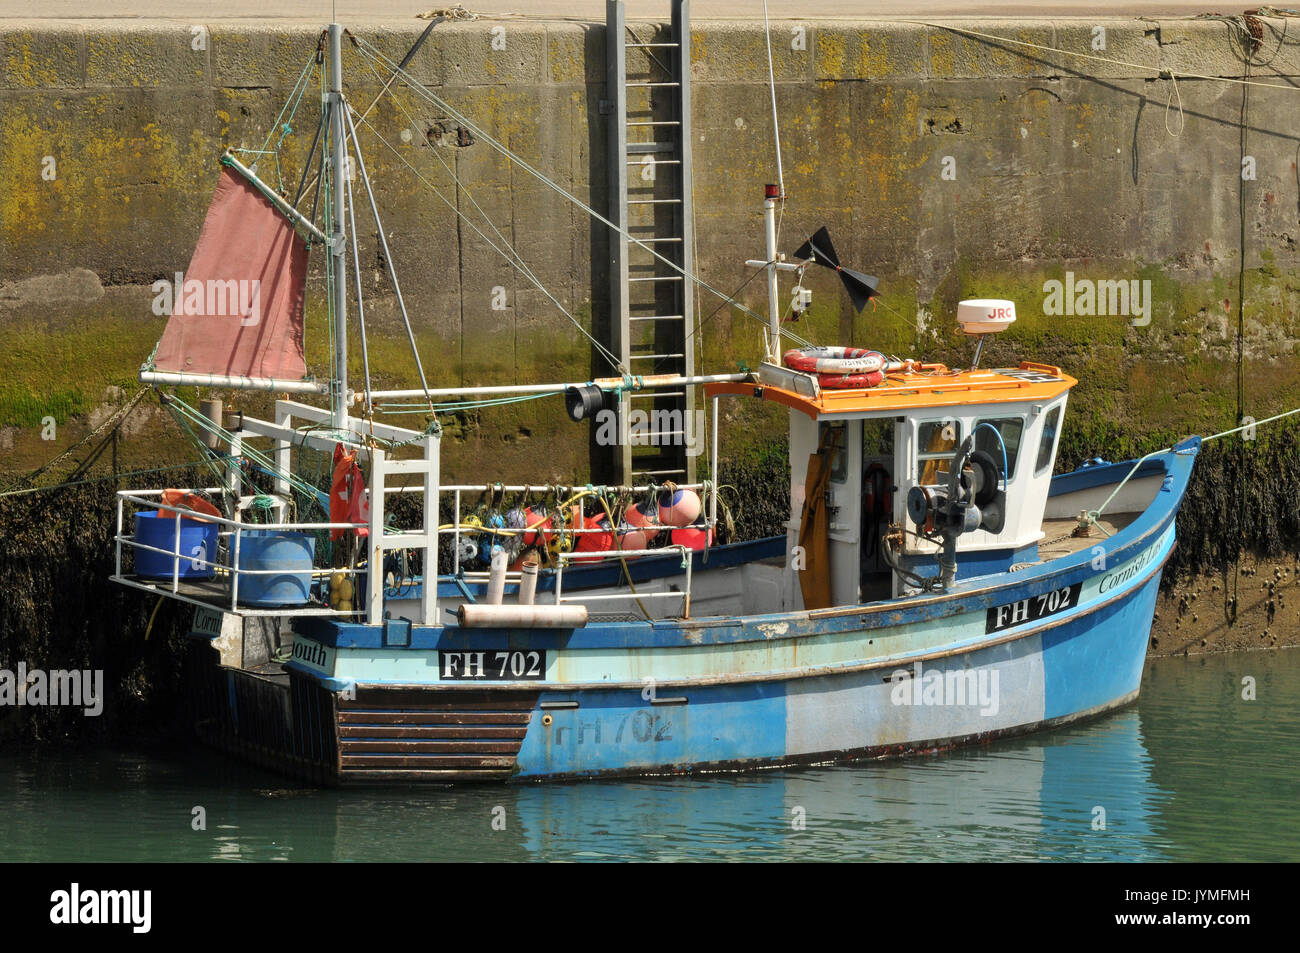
[232, 50, 318, 193]
[352, 38, 818, 352]
[350, 109, 629, 373]
[340, 102, 436, 412]
[902, 19, 1300, 92]
[761, 0, 786, 204]
[342, 160, 375, 417]
[376, 391, 558, 414]
[345, 54, 626, 375]
[321, 61, 338, 402]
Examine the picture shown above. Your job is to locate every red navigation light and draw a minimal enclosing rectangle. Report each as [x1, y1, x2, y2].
[765, 183, 781, 199]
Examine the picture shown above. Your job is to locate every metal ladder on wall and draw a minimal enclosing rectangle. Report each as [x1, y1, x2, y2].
[606, 0, 697, 484]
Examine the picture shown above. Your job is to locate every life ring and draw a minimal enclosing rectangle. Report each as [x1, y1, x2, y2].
[783, 347, 886, 388]
[159, 489, 221, 522]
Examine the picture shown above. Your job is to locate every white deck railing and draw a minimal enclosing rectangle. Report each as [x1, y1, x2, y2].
[111, 392, 727, 627]
[113, 488, 367, 618]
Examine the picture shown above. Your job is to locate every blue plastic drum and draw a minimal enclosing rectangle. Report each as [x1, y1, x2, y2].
[234, 530, 316, 606]
[134, 511, 219, 580]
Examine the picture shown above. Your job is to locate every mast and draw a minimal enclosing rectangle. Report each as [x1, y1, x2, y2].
[763, 183, 781, 361]
[327, 23, 349, 428]
[746, 184, 798, 364]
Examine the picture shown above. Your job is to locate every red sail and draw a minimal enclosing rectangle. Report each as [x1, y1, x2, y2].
[153, 167, 308, 381]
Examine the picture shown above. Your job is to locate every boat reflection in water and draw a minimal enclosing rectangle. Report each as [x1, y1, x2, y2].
[10, 647, 1300, 861]
[314, 711, 1165, 862]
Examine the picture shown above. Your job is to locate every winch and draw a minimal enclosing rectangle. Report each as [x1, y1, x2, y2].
[905, 435, 1007, 588]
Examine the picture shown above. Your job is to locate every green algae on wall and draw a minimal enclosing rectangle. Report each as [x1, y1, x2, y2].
[0, 476, 209, 746]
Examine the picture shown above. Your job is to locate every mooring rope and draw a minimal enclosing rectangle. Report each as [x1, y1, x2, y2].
[0, 458, 227, 500]
[1, 386, 150, 496]
[1085, 404, 1300, 534]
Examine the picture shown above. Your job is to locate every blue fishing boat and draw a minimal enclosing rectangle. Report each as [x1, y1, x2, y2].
[111, 17, 1196, 784]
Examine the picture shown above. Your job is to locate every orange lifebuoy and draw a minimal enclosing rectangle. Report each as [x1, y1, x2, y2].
[160, 489, 221, 522]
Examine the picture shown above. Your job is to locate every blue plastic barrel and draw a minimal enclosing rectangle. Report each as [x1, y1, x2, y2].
[234, 530, 316, 606]
[134, 511, 219, 580]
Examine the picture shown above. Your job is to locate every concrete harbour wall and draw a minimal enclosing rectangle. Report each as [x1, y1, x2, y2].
[4, 12, 1300, 743]
[1, 14, 1298, 480]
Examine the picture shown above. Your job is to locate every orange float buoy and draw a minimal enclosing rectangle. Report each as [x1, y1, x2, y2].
[671, 525, 713, 551]
[160, 489, 221, 522]
[617, 525, 648, 558]
[522, 506, 553, 548]
[623, 500, 661, 539]
[573, 516, 615, 564]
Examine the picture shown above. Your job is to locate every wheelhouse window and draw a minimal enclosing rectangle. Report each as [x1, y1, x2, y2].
[820, 421, 848, 483]
[917, 418, 961, 484]
[1035, 405, 1062, 476]
[974, 417, 1025, 481]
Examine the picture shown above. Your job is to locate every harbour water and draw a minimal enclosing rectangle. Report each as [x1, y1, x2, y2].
[2, 648, 1296, 862]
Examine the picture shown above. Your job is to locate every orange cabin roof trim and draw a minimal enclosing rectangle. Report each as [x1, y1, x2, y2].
[703, 361, 1077, 419]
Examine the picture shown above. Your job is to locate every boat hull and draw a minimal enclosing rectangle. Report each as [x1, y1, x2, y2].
[514, 550, 1163, 780]
[183, 442, 1195, 785]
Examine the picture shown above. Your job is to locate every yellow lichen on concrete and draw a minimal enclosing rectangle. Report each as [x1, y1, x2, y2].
[816, 27, 914, 81]
[4, 32, 75, 88]
[546, 27, 587, 85]
[0, 94, 209, 251]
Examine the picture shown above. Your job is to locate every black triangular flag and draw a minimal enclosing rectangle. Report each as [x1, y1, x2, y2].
[838, 266, 879, 312]
[795, 226, 879, 313]
[795, 226, 839, 269]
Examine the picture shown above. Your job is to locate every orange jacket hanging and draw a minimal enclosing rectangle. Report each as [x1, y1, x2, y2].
[330, 443, 371, 541]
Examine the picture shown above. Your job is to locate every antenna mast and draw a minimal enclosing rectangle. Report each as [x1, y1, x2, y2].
[327, 23, 349, 428]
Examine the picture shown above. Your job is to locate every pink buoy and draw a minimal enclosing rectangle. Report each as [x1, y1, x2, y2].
[657, 488, 701, 527]
[671, 525, 713, 551]
[617, 524, 648, 558]
[622, 500, 661, 539]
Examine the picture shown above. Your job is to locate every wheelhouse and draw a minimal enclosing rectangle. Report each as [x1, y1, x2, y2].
[707, 361, 1077, 607]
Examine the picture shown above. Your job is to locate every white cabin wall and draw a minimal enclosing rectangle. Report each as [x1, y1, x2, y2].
[784, 412, 818, 611]
[826, 421, 862, 607]
[1011, 394, 1069, 547]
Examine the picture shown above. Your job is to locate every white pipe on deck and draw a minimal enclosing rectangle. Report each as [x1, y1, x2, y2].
[518, 558, 539, 606]
[458, 604, 588, 629]
[486, 549, 508, 605]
